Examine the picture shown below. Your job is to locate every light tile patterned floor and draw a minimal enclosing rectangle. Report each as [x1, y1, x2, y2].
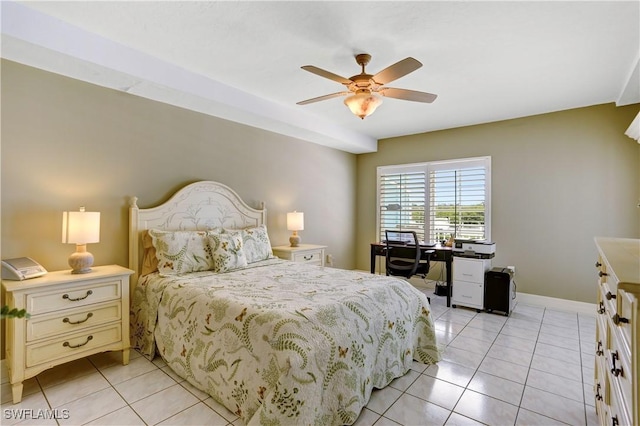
[1, 289, 598, 425]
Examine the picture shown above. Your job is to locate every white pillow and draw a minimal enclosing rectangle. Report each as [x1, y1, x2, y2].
[208, 231, 248, 272]
[233, 225, 274, 263]
[148, 229, 213, 275]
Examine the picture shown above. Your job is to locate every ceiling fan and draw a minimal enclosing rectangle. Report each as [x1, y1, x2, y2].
[297, 53, 437, 119]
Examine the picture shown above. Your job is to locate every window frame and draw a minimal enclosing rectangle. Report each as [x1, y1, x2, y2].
[376, 156, 491, 243]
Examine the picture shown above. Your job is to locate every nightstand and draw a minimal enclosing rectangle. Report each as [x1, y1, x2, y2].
[272, 244, 327, 266]
[2, 264, 134, 404]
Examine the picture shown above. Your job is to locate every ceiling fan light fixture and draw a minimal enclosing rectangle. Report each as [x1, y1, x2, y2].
[344, 92, 383, 119]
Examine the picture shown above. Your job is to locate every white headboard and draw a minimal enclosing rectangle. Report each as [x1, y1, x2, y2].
[128, 181, 266, 291]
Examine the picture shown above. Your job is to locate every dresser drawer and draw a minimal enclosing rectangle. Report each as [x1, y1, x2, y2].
[453, 258, 485, 282]
[26, 323, 122, 367]
[292, 250, 323, 265]
[606, 334, 632, 413]
[617, 288, 635, 355]
[27, 301, 122, 342]
[27, 279, 122, 315]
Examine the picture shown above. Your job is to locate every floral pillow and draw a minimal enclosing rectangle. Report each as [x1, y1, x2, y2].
[234, 225, 275, 263]
[148, 229, 213, 275]
[208, 231, 248, 273]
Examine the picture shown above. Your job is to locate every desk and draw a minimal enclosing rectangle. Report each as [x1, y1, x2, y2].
[370, 243, 453, 307]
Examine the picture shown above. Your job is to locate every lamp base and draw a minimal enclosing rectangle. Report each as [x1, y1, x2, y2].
[69, 245, 94, 274]
[289, 232, 301, 247]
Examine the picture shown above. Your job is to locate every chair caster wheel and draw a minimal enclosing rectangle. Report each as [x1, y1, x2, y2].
[452, 304, 457, 308]
[476, 309, 481, 313]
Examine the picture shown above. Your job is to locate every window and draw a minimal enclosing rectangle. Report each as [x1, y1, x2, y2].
[377, 157, 491, 243]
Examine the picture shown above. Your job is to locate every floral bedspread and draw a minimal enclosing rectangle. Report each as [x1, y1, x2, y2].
[131, 259, 440, 425]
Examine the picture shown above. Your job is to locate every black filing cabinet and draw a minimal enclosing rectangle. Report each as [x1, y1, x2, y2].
[484, 267, 515, 316]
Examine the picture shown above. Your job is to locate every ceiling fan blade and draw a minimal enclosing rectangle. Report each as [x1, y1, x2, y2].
[297, 91, 350, 105]
[301, 66, 352, 85]
[372, 57, 422, 85]
[379, 87, 438, 103]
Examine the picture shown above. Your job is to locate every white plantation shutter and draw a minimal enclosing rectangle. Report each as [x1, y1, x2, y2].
[377, 157, 491, 243]
[378, 168, 426, 242]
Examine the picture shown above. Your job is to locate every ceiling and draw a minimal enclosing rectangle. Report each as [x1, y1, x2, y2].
[2, 1, 639, 153]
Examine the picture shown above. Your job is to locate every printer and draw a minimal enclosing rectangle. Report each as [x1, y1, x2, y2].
[452, 239, 496, 259]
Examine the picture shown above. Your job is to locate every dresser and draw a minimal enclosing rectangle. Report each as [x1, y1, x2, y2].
[2, 265, 134, 404]
[271, 244, 327, 266]
[451, 257, 492, 312]
[594, 238, 640, 426]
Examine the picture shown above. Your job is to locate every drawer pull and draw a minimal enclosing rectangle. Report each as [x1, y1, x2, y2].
[595, 383, 603, 401]
[596, 341, 604, 356]
[610, 351, 623, 377]
[599, 271, 608, 278]
[595, 261, 602, 268]
[611, 415, 619, 426]
[605, 291, 616, 300]
[63, 312, 93, 325]
[63, 290, 93, 301]
[63, 335, 93, 349]
[612, 313, 629, 325]
[303, 255, 314, 261]
[598, 302, 605, 314]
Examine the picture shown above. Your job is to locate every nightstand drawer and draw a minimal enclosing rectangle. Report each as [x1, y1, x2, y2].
[26, 323, 122, 367]
[292, 251, 322, 265]
[27, 301, 122, 342]
[27, 279, 122, 315]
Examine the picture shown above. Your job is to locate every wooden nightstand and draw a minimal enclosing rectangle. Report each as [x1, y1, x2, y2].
[2, 264, 133, 404]
[272, 244, 327, 266]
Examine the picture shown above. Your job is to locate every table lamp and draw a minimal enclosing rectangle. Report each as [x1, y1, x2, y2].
[62, 207, 100, 274]
[287, 211, 304, 247]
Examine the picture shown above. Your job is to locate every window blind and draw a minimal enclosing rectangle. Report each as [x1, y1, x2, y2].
[377, 157, 490, 244]
[378, 170, 426, 242]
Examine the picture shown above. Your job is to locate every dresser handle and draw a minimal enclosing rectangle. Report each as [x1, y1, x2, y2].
[63, 335, 93, 349]
[595, 261, 602, 268]
[304, 255, 314, 261]
[62, 290, 93, 301]
[596, 341, 604, 356]
[598, 302, 605, 314]
[605, 291, 616, 300]
[599, 271, 608, 278]
[611, 351, 622, 377]
[611, 415, 619, 426]
[612, 313, 629, 325]
[595, 383, 603, 401]
[63, 312, 93, 325]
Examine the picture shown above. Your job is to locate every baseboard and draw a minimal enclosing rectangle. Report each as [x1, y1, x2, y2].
[516, 292, 596, 315]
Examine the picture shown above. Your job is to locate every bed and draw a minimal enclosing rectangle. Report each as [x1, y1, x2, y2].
[129, 181, 440, 425]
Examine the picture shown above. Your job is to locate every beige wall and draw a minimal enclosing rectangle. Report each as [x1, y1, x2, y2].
[1, 60, 358, 355]
[357, 103, 640, 303]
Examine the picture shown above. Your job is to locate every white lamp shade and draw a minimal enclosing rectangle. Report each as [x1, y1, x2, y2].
[62, 210, 100, 244]
[287, 211, 304, 231]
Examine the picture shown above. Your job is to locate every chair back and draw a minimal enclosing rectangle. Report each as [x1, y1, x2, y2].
[385, 230, 422, 278]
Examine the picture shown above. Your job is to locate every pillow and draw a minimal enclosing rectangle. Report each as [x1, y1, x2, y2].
[207, 231, 248, 272]
[236, 225, 274, 263]
[140, 230, 159, 276]
[148, 229, 213, 275]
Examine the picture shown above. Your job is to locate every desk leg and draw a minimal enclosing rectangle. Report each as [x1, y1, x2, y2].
[370, 247, 376, 274]
[446, 258, 452, 307]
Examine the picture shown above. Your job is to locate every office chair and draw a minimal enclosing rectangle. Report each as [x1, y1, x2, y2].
[384, 230, 432, 279]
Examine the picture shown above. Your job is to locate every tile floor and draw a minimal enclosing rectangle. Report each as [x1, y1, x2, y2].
[1, 288, 598, 426]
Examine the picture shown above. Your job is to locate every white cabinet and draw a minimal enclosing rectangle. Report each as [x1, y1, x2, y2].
[2, 265, 133, 404]
[594, 238, 639, 426]
[271, 244, 327, 266]
[452, 257, 491, 311]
